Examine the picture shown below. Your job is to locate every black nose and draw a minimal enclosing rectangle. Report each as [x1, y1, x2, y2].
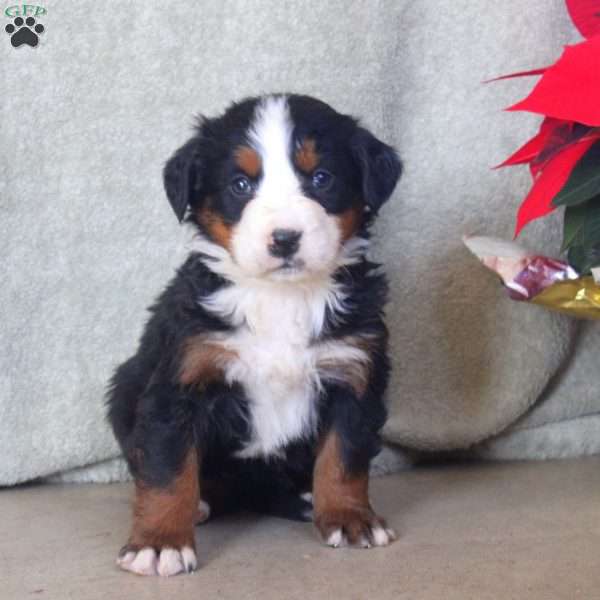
[269, 228, 302, 258]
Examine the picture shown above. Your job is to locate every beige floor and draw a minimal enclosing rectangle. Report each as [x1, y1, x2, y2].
[2, 457, 600, 600]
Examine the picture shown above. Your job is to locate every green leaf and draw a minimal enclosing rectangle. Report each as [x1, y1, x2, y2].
[561, 203, 586, 252]
[583, 198, 600, 250]
[553, 140, 600, 208]
[563, 196, 600, 274]
[567, 243, 600, 275]
[567, 244, 589, 274]
[567, 242, 600, 275]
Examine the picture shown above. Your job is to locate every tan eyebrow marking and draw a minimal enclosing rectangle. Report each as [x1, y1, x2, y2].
[234, 145, 262, 178]
[295, 137, 320, 173]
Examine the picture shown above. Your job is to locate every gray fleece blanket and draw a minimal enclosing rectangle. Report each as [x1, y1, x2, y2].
[1, 0, 598, 485]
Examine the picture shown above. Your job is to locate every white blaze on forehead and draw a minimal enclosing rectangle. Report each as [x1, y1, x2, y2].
[248, 96, 300, 203]
[227, 95, 348, 280]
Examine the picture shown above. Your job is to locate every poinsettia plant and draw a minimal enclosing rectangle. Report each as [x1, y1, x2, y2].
[496, 0, 600, 274]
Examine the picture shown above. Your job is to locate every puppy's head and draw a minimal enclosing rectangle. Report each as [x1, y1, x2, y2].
[164, 94, 401, 282]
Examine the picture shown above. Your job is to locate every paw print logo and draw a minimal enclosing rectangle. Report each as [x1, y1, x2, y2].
[5, 16, 45, 48]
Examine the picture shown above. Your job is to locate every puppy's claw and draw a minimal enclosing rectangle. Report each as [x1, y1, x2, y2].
[181, 546, 199, 573]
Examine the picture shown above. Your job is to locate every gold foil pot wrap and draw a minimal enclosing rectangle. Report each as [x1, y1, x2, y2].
[532, 276, 600, 319]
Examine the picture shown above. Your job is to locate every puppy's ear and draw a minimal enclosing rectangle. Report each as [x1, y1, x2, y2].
[163, 137, 205, 222]
[352, 127, 402, 215]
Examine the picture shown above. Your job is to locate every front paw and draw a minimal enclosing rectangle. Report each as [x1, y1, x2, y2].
[315, 508, 396, 549]
[117, 543, 198, 577]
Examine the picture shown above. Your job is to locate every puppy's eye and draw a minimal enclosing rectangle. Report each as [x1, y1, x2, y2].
[312, 169, 334, 190]
[231, 175, 253, 196]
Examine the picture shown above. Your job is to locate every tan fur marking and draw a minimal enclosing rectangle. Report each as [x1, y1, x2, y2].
[313, 431, 391, 546]
[318, 362, 368, 397]
[313, 431, 369, 519]
[234, 145, 262, 178]
[295, 138, 319, 173]
[179, 335, 237, 386]
[316, 334, 379, 396]
[198, 204, 233, 250]
[128, 449, 199, 550]
[337, 206, 362, 242]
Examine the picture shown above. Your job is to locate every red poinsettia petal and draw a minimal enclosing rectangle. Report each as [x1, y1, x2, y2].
[495, 117, 565, 169]
[485, 67, 547, 83]
[496, 134, 546, 169]
[507, 37, 600, 126]
[514, 136, 597, 237]
[566, 0, 600, 39]
[530, 125, 600, 177]
[531, 121, 577, 176]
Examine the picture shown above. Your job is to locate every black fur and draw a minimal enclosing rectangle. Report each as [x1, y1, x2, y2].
[107, 94, 400, 521]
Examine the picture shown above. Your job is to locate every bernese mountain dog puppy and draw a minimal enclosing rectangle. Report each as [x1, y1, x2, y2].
[107, 94, 402, 577]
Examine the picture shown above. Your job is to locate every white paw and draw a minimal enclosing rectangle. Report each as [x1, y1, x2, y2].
[300, 492, 314, 520]
[371, 525, 397, 547]
[324, 524, 396, 549]
[326, 529, 345, 548]
[117, 546, 197, 577]
[195, 499, 211, 524]
[117, 547, 157, 576]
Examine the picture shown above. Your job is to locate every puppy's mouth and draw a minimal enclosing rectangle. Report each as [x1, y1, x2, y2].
[269, 257, 306, 279]
[280, 257, 305, 270]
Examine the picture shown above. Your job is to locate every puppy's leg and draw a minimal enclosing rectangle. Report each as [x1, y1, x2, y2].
[116, 384, 199, 577]
[313, 429, 395, 549]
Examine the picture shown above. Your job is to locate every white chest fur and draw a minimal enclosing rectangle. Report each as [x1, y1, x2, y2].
[200, 277, 347, 458]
